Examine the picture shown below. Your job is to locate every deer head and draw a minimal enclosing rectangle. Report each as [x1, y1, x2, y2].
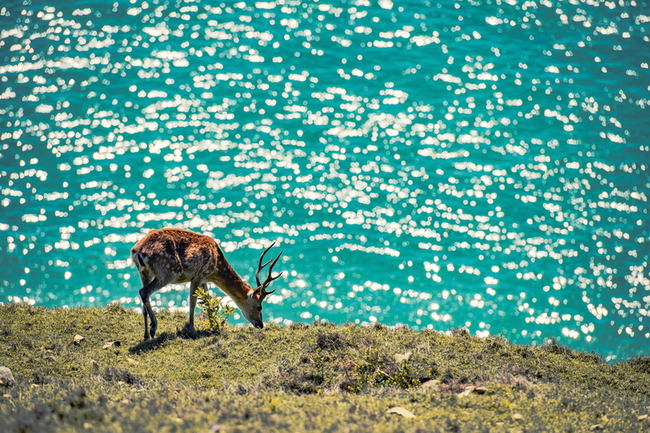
[238, 242, 283, 329]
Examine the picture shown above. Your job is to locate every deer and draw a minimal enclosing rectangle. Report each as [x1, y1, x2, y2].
[130, 228, 283, 340]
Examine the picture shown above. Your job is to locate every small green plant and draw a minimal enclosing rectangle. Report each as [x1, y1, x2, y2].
[195, 286, 235, 332]
[350, 348, 420, 393]
[309, 348, 335, 393]
[312, 348, 333, 374]
[392, 361, 420, 389]
[351, 348, 388, 392]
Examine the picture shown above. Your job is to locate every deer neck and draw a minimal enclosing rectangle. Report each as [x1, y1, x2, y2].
[210, 262, 253, 302]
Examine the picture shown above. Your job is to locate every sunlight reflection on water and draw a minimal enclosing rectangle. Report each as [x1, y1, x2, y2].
[0, 0, 648, 360]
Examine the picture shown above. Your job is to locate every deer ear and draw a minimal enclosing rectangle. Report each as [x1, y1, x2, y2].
[252, 286, 266, 300]
[253, 286, 276, 301]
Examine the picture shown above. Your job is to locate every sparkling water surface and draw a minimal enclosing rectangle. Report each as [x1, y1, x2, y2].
[1, 0, 648, 361]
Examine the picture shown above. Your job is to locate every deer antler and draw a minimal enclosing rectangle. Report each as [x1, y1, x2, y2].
[255, 242, 283, 299]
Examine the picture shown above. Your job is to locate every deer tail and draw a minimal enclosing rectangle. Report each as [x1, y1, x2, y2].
[132, 251, 147, 269]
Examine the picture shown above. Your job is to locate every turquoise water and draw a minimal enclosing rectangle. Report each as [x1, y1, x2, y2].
[1, 0, 648, 360]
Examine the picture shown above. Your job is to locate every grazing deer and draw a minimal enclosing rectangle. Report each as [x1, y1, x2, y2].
[130, 228, 283, 340]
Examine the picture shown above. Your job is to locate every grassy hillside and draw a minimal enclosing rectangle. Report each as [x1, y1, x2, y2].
[0, 304, 649, 432]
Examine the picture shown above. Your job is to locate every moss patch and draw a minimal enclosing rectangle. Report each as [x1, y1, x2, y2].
[0, 304, 649, 432]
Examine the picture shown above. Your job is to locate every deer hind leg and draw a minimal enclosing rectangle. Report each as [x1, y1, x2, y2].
[135, 266, 152, 339]
[139, 277, 164, 340]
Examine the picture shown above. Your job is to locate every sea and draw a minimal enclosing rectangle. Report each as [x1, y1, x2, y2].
[0, 0, 648, 361]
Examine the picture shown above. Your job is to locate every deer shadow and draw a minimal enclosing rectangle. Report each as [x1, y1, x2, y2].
[128, 324, 217, 354]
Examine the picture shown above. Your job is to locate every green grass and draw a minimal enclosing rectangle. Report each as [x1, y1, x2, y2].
[0, 304, 649, 432]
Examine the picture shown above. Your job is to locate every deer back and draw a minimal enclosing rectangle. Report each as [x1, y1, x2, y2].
[131, 228, 222, 285]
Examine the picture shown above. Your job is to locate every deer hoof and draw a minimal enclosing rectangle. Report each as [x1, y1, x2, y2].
[150, 326, 157, 339]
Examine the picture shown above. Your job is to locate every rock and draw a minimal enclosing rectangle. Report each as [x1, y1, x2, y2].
[0, 367, 15, 387]
[420, 379, 440, 389]
[456, 385, 490, 397]
[386, 406, 415, 418]
[394, 351, 412, 362]
[103, 341, 121, 349]
[74, 335, 84, 344]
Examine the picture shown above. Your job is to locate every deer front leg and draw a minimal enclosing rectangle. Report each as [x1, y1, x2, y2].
[188, 282, 199, 332]
[139, 278, 162, 339]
